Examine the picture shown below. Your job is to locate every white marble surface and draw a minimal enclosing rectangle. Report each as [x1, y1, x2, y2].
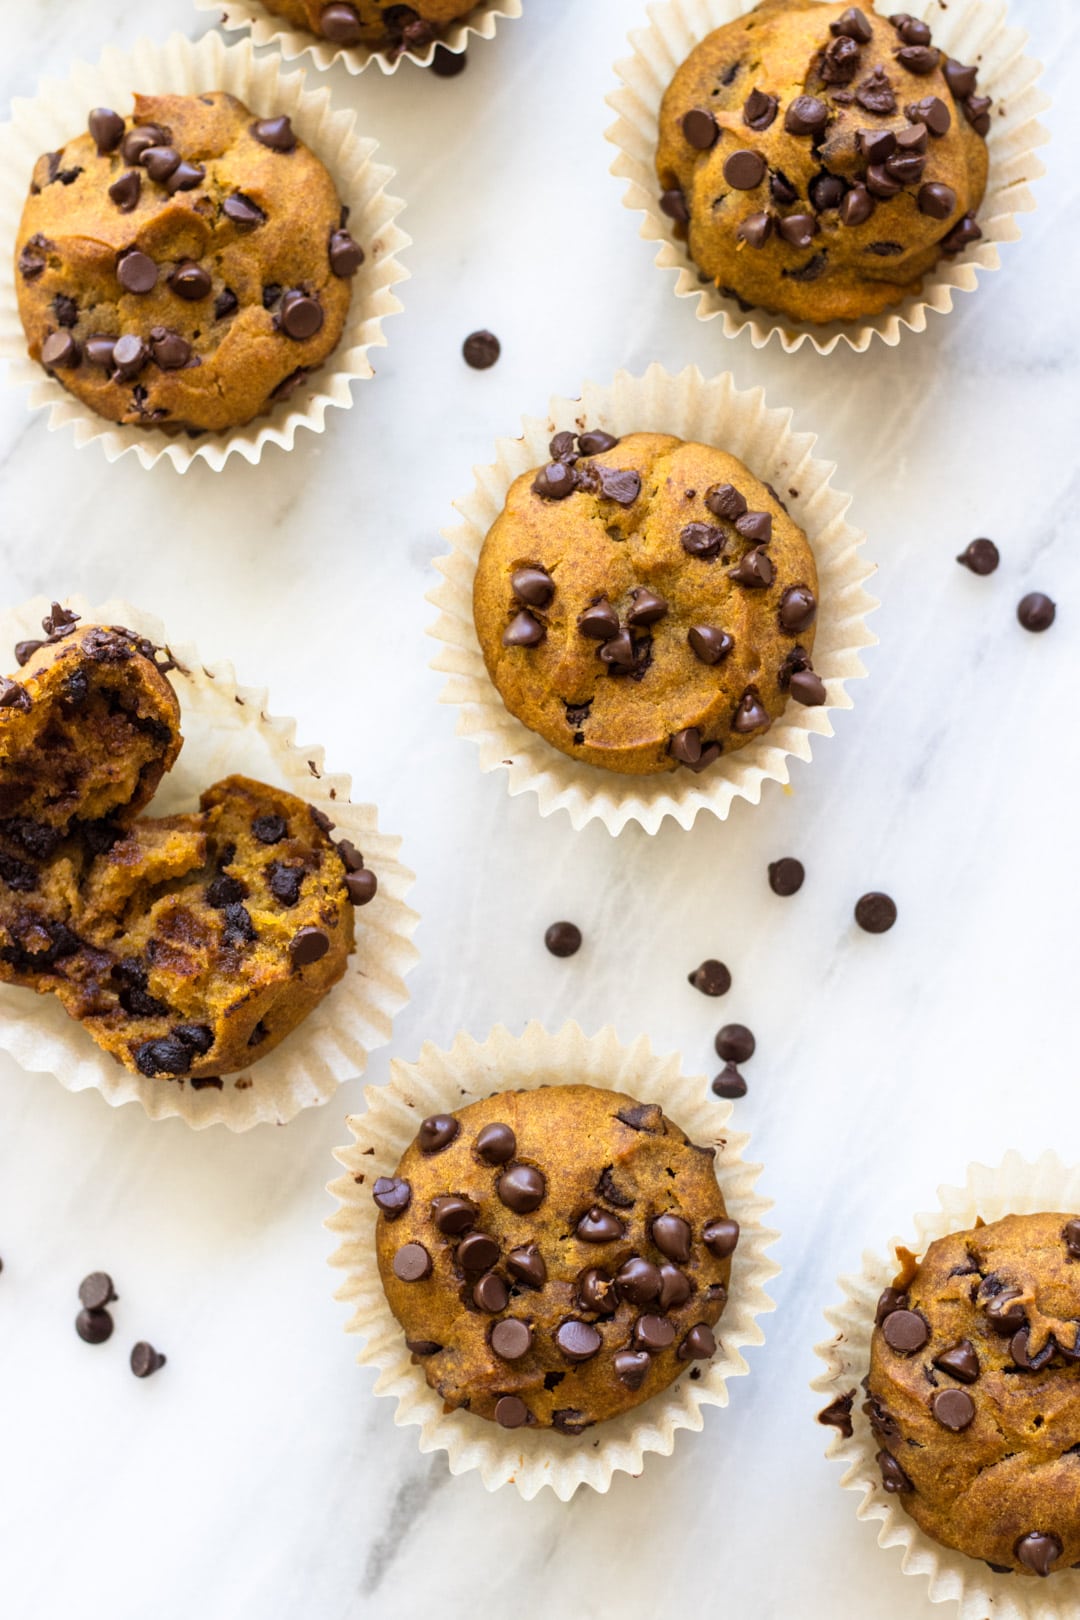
[0, 1, 1076, 1615]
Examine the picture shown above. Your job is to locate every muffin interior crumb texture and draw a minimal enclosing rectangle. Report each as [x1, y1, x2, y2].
[473, 429, 821, 776]
[655, 0, 991, 323]
[0, 612, 373, 1081]
[867, 1212, 1080, 1578]
[15, 92, 366, 435]
[375, 1083, 740, 1432]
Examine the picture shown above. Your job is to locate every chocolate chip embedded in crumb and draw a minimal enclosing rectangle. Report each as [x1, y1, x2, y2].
[576, 1207, 626, 1244]
[373, 1176, 411, 1217]
[1018, 592, 1055, 632]
[882, 1308, 928, 1353]
[818, 1391, 856, 1436]
[724, 149, 766, 189]
[594, 467, 642, 506]
[1015, 1532, 1062, 1578]
[789, 669, 827, 706]
[831, 7, 873, 42]
[405, 1338, 442, 1356]
[545, 921, 582, 958]
[615, 1258, 662, 1305]
[957, 538, 999, 575]
[732, 689, 769, 734]
[934, 1339, 980, 1383]
[626, 588, 668, 627]
[918, 182, 957, 220]
[472, 1271, 509, 1313]
[877, 1449, 913, 1493]
[142, 146, 181, 183]
[320, 1, 363, 42]
[431, 1194, 477, 1236]
[393, 1242, 432, 1282]
[680, 523, 726, 561]
[463, 330, 500, 370]
[739, 212, 774, 248]
[251, 115, 297, 152]
[346, 870, 377, 906]
[476, 1123, 516, 1164]
[134, 1036, 192, 1077]
[418, 1113, 459, 1154]
[149, 327, 192, 370]
[702, 1218, 739, 1259]
[490, 1319, 531, 1360]
[784, 95, 829, 137]
[288, 925, 330, 968]
[497, 1164, 546, 1213]
[711, 1064, 747, 1100]
[111, 334, 149, 382]
[494, 1394, 529, 1428]
[743, 88, 778, 131]
[614, 1350, 650, 1390]
[76, 1308, 114, 1345]
[779, 585, 817, 632]
[677, 1323, 716, 1361]
[682, 107, 719, 150]
[533, 461, 577, 501]
[705, 482, 748, 521]
[116, 249, 157, 294]
[660, 187, 690, 224]
[633, 1314, 676, 1353]
[41, 332, 80, 370]
[688, 959, 731, 997]
[728, 546, 774, 589]
[897, 44, 939, 74]
[502, 610, 545, 649]
[458, 1233, 500, 1274]
[855, 892, 898, 934]
[223, 192, 266, 228]
[577, 1268, 619, 1315]
[279, 289, 324, 340]
[122, 125, 169, 165]
[768, 857, 805, 896]
[506, 1244, 546, 1287]
[555, 1320, 602, 1362]
[511, 567, 554, 608]
[89, 108, 125, 154]
[651, 1213, 692, 1264]
[108, 170, 142, 212]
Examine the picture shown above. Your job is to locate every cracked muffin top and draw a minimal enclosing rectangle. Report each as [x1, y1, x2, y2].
[258, 0, 477, 53]
[472, 429, 822, 777]
[374, 1084, 740, 1432]
[15, 92, 365, 434]
[655, 0, 990, 323]
[866, 1213, 1080, 1579]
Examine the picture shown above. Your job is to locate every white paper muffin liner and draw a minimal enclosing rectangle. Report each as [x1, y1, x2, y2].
[606, 0, 1049, 354]
[813, 1152, 1080, 1617]
[194, 0, 523, 77]
[0, 596, 419, 1131]
[328, 1021, 778, 1499]
[0, 33, 410, 471]
[427, 363, 878, 834]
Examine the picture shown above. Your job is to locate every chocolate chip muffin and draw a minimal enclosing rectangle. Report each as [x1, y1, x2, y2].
[15, 93, 365, 434]
[374, 1084, 739, 1432]
[656, 1, 990, 323]
[867, 1214, 1080, 1578]
[0, 609, 378, 1080]
[472, 430, 822, 776]
[257, 0, 476, 53]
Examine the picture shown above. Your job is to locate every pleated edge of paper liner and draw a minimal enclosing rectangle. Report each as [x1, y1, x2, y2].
[426, 361, 879, 835]
[326, 1021, 780, 1499]
[604, 0, 1050, 355]
[0, 595, 420, 1131]
[811, 1150, 1080, 1618]
[0, 31, 410, 472]
[193, 0, 523, 77]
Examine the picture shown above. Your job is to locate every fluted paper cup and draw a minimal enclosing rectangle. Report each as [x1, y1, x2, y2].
[195, 0, 523, 77]
[0, 32, 409, 470]
[814, 1152, 1080, 1616]
[328, 1022, 777, 1498]
[606, 0, 1048, 354]
[0, 597, 419, 1130]
[428, 363, 877, 834]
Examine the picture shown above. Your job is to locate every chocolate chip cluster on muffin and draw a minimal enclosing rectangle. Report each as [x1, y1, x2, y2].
[258, 0, 476, 53]
[374, 1085, 739, 1431]
[472, 430, 822, 776]
[0, 607, 377, 1082]
[866, 1214, 1080, 1578]
[656, 0, 990, 323]
[15, 93, 365, 434]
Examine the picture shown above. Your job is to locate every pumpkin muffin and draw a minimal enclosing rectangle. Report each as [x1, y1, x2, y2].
[256, 0, 477, 53]
[472, 429, 822, 776]
[656, 0, 991, 323]
[15, 92, 365, 434]
[866, 1213, 1080, 1578]
[0, 610, 377, 1081]
[374, 1084, 739, 1431]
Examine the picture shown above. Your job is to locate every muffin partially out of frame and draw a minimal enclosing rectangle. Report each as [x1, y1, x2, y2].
[473, 429, 821, 776]
[252, 0, 477, 53]
[655, 0, 990, 323]
[14, 92, 365, 434]
[374, 1083, 739, 1431]
[0, 610, 376, 1081]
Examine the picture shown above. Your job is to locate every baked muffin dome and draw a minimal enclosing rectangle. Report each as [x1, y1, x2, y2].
[472, 429, 822, 776]
[258, 0, 477, 52]
[374, 1084, 739, 1432]
[656, 0, 990, 323]
[867, 1213, 1080, 1578]
[15, 92, 365, 434]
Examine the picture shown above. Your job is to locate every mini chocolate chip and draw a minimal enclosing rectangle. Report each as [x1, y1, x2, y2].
[502, 610, 545, 648]
[594, 467, 641, 506]
[855, 892, 897, 933]
[882, 1308, 928, 1353]
[688, 959, 731, 997]
[79, 1272, 117, 1311]
[41, 331, 80, 370]
[418, 1113, 459, 1154]
[1015, 1533, 1062, 1577]
[678, 1324, 716, 1361]
[130, 1341, 166, 1378]
[506, 1244, 546, 1288]
[393, 1242, 432, 1282]
[733, 690, 769, 734]
[117, 249, 157, 294]
[252, 116, 296, 152]
[702, 1217, 739, 1258]
[1010, 1327, 1056, 1372]
[876, 1287, 907, 1324]
[983, 1288, 1027, 1334]
[89, 108, 125, 154]
[715, 1024, 754, 1063]
[576, 1207, 625, 1244]
[769, 170, 799, 206]
[289, 925, 329, 967]
[108, 170, 142, 212]
[406, 1338, 443, 1359]
[497, 1164, 546, 1213]
[738, 212, 773, 248]
[768, 857, 805, 896]
[110, 334, 148, 382]
[556, 1319, 602, 1362]
[463, 330, 500, 369]
[680, 522, 726, 561]
[652, 1213, 692, 1264]
[599, 631, 635, 674]
[372, 1176, 411, 1218]
[670, 727, 703, 766]
[705, 482, 748, 520]
[490, 1319, 531, 1360]
[789, 669, 827, 706]
[476, 1122, 516, 1164]
[76, 1308, 114, 1345]
[919, 182, 957, 219]
[134, 1037, 191, 1077]
[511, 567, 554, 608]
[682, 108, 719, 149]
[122, 125, 169, 165]
[473, 1271, 509, 1313]
[634, 1314, 676, 1353]
[934, 1339, 980, 1383]
[533, 461, 577, 501]
[724, 149, 766, 189]
[458, 1232, 500, 1273]
[785, 95, 829, 136]
[820, 34, 862, 85]
[614, 1350, 650, 1390]
[1018, 592, 1055, 632]
[957, 538, 999, 575]
[909, 94, 950, 136]
[175, 1024, 213, 1054]
[171, 261, 211, 300]
[431, 1194, 478, 1235]
[712, 1064, 747, 1099]
[545, 921, 582, 958]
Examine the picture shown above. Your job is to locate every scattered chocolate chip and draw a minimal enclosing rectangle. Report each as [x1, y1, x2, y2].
[476, 1123, 516, 1164]
[223, 192, 266, 228]
[319, 1, 363, 42]
[634, 1314, 676, 1353]
[810, 173, 847, 212]
[945, 59, 980, 101]
[743, 89, 779, 131]
[680, 522, 726, 561]
[733, 689, 769, 734]
[789, 669, 827, 706]
[738, 211, 774, 248]
[614, 1350, 650, 1390]
[682, 107, 719, 150]
[41, 331, 80, 370]
[678, 1323, 716, 1361]
[278, 288, 323, 340]
[473, 1270, 509, 1312]
[687, 625, 734, 667]
[502, 610, 545, 648]
[932, 1387, 975, 1431]
[909, 94, 950, 137]
[89, 108, 125, 154]
[533, 461, 577, 501]
[134, 1036, 191, 1077]
[109, 333, 148, 382]
[142, 146, 181, 184]
[728, 546, 774, 588]
[715, 1024, 754, 1064]
[493, 1394, 528, 1428]
[288, 925, 329, 968]
[577, 1267, 618, 1315]
[956, 538, 999, 575]
[688, 959, 731, 997]
[506, 1244, 546, 1287]
[857, 66, 898, 114]
[724, 148, 766, 189]
[919, 182, 957, 219]
[458, 1233, 500, 1275]
[626, 588, 668, 628]
[418, 1114, 459, 1155]
[511, 566, 554, 608]
[877, 1449, 913, 1492]
[78, 1272, 117, 1311]
[490, 1318, 531, 1360]
[941, 212, 983, 254]
[934, 1339, 980, 1383]
[214, 287, 239, 320]
[853, 892, 897, 934]
[615, 1258, 662, 1306]
[832, 7, 873, 42]
[1010, 1327, 1056, 1371]
[897, 44, 939, 74]
[594, 466, 642, 506]
[122, 125, 169, 165]
[785, 95, 829, 136]
[576, 1207, 625, 1244]
[652, 1213, 692, 1264]
[373, 1176, 411, 1218]
[556, 1319, 602, 1362]
[706, 483, 748, 521]
[763, 860, 805, 904]
[393, 1242, 432, 1282]
[166, 161, 205, 194]
[702, 1218, 739, 1259]
[252, 115, 296, 152]
[544, 921, 581, 958]
[818, 1391, 856, 1436]
[820, 34, 862, 86]
[149, 327, 192, 370]
[116, 249, 157, 294]
[130, 1341, 167, 1378]
[14, 640, 43, 666]
[431, 1194, 477, 1236]
[769, 170, 799, 206]
[711, 1064, 747, 1099]
[1017, 592, 1055, 632]
[882, 1308, 928, 1353]
[578, 431, 619, 456]
[777, 213, 818, 251]
[660, 187, 690, 224]
[497, 1164, 546, 1213]
[1064, 1220, 1080, 1259]
[1015, 1532, 1062, 1578]
[463, 329, 500, 370]
[429, 43, 467, 75]
[76, 1308, 114, 1345]
[108, 169, 142, 212]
